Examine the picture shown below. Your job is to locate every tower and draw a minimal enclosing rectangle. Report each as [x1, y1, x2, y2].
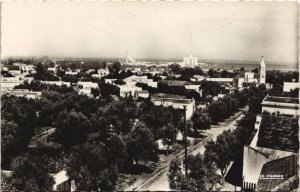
[259, 56, 266, 84]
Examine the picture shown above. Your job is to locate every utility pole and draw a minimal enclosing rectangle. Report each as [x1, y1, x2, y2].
[183, 105, 188, 178]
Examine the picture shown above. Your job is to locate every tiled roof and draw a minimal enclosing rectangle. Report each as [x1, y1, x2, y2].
[257, 155, 298, 191]
[257, 115, 299, 153]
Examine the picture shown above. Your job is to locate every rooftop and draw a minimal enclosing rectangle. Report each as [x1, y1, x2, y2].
[257, 115, 299, 153]
[160, 80, 192, 86]
[257, 155, 298, 191]
[264, 96, 299, 104]
[156, 97, 194, 104]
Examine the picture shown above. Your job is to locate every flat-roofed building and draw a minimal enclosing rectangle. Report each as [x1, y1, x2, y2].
[283, 82, 300, 92]
[41, 81, 71, 87]
[124, 75, 158, 88]
[261, 96, 299, 116]
[135, 90, 149, 98]
[5, 89, 42, 99]
[20, 64, 34, 73]
[154, 97, 195, 120]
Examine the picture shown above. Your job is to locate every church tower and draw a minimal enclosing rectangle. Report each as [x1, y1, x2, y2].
[259, 56, 266, 84]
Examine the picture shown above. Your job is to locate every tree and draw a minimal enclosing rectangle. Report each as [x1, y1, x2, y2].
[204, 130, 237, 177]
[8, 155, 54, 192]
[91, 87, 101, 98]
[35, 63, 46, 80]
[1, 96, 38, 167]
[168, 154, 220, 191]
[124, 122, 158, 165]
[66, 143, 118, 191]
[168, 159, 185, 189]
[54, 110, 91, 148]
[191, 110, 211, 132]
[108, 61, 121, 75]
[105, 135, 126, 169]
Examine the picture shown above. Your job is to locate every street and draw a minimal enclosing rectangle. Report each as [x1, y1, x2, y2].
[136, 106, 248, 191]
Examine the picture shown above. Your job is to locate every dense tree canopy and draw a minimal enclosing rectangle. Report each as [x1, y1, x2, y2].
[54, 110, 91, 148]
[7, 155, 54, 192]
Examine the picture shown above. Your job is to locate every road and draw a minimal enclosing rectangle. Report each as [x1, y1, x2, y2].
[136, 106, 248, 191]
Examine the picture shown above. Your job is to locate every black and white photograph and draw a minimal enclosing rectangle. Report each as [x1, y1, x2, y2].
[1, 1, 299, 191]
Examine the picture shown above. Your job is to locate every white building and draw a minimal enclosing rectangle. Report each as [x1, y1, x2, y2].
[183, 55, 198, 67]
[20, 64, 34, 73]
[123, 75, 158, 88]
[77, 82, 98, 89]
[154, 98, 195, 120]
[5, 89, 42, 99]
[98, 67, 109, 78]
[135, 90, 150, 98]
[244, 72, 255, 79]
[117, 84, 143, 98]
[283, 82, 300, 92]
[47, 67, 57, 74]
[52, 170, 76, 192]
[41, 81, 71, 87]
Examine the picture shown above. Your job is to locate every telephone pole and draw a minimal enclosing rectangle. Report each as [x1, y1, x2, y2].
[183, 105, 188, 177]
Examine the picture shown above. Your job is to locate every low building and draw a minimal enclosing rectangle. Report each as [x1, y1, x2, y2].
[48, 67, 57, 74]
[244, 72, 255, 79]
[5, 89, 42, 99]
[237, 77, 258, 88]
[41, 81, 71, 87]
[77, 82, 98, 89]
[105, 78, 117, 85]
[98, 67, 109, 78]
[153, 97, 195, 120]
[20, 64, 34, 73]
[261, 96, 299, 116]
[283, 82, 300, 92]
[52, 170, 76, 192]
[1, 77, 22, 91]
[117, 84, 143, 98]
[124, 75, 158, 88]
[135, 90, 149, 98]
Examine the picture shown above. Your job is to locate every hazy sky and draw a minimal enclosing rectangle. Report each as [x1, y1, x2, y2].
[1, 2, 298, 65]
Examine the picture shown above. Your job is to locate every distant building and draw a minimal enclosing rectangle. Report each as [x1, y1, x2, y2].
[244, 72, 255, 80]
[5, 89, 42, 99]
[48, 67, 57, 74]
[124, 75, 158, 88]
[41, 81, 71, 87]
[77, 82, 98, 89]
[97, 67, 109, 78]
[135, 90, 150, 98]
[117, 84, 143, 98]
[283, 82, 300, 92]
[183, 55, 198, 67]
[20, 64, 34, 73]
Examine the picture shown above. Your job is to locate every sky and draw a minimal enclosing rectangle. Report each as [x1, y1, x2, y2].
[1, 1, 299, 66]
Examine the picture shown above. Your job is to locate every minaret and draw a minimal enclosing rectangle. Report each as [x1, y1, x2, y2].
[259, 56, 266, 84]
